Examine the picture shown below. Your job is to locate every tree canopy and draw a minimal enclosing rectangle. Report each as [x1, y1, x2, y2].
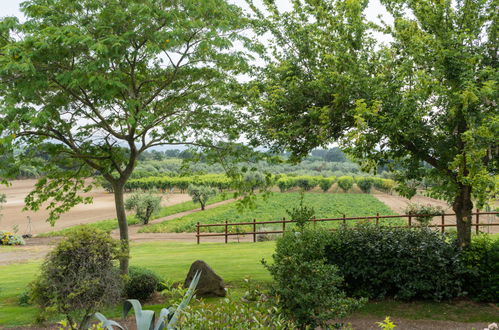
[0, 0, 257, 272]
[248, 0, 498, 246]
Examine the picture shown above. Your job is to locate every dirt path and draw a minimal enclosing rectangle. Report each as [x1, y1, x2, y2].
[1, 198, 243, 265]
[111, 197, 237, 238]
[372, 191, 499, 233]
[0, 179, 191, 235]
[344, 316, 494, 330]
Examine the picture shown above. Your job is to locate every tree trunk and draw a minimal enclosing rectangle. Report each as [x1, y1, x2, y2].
[113, 182, 129, 274]
[452, 184, 473, 248]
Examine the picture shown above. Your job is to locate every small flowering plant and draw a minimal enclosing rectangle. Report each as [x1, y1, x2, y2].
[0, 231, 25, 245]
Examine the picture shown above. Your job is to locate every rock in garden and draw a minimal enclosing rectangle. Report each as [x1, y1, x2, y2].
[184, 260, 226, 297]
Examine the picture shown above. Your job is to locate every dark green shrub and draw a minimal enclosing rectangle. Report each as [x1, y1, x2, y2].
[325, 225, 467, 300]
[337, 176, 354, 192]
[356, 177, 374, 193]
[18, 289, 31, 306]
[295, 176, 318, 191]
[29, 228, 123, 328]
[125, 266, 162, 301]
[461, 235, 499, 302]
[263, 229, 364, 329]
[319, 177, 335, 192]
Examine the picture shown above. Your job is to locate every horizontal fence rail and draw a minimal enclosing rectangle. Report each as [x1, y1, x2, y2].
[195, 210, 499, 244]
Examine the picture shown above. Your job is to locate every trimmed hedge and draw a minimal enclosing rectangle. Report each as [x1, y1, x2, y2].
[270, 226, 471, 302]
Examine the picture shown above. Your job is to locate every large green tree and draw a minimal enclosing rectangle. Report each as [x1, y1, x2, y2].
[248, 0, 498, 247]
[0, 0, 255, 273]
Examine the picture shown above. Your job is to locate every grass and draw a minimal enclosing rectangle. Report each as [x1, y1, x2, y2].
[140, 192, 401, 233]
[0, 241, 274, 327]
[1, 240, 498, 327]
[37, 193, 232, 237]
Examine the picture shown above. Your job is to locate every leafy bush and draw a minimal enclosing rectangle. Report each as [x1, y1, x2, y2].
[337, 176, 354, 192]
[319, 177, 335, 192]
[181, 296, 294, 329]
[96, 271, 201, 330]
[263, 229, 364, 328]
[285, 192, 315, 229]
[0, 231, 25, 245]
[295, 176, 319, 191]
[187, 184, 217, 210]
[325, 225, 467, 300]
[125, 193, 162, 225]
[461, 235, 499, 302]
[29, 228, 123, 328]
[125, 266, 162, 301]
[373, 178, 396, 193]
[276, 178, 292, 192]
[18, 289, 31, 306]
[404, 203, 445, 225]
[356, 177, 374, 193]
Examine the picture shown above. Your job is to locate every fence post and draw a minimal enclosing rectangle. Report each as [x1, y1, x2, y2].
[476, 209, 480, 234]
[343, 214, 346, 226]
[225, 221, 228, 244]
[441, 214, 445, 233]
[196, 222, 200, 244]
[282, 217, 286, 233]
[376, 213, 379, 225]
[408, 215, 412, 227]
[253, 218, 256, 243]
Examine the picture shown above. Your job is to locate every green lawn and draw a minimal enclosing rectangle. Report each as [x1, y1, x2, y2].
[37, 193, 232, 237]
[1, 240, 498, 327]
[140, 192, 400, 233]
[0, 241, 274, 327]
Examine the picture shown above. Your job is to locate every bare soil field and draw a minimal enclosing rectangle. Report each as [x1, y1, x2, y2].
[0, 179, 191, 235]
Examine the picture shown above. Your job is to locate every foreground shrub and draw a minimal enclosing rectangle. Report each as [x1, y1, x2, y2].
[96, 272, 201, 330]
[0, 231, 25, 245]
[326, 225, 467, 300]
[461, 235, 499, 302]
[125, 193, 162, 224]
[263, 230, 365, 328]
[125, 266, 162, 301]
[30, 228, 123, 329]
[181, 296, 294, 329]
[337, 176, 354, 192]
[404, 203, 445, 226]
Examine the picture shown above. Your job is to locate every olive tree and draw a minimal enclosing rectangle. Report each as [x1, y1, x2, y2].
[0, 0, 256, 272]
[187, 184, 216, 210]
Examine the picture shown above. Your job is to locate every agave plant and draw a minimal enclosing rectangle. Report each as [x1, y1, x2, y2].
[94, 271, 201, 330]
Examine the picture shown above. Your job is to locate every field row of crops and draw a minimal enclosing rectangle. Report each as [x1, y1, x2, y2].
[139, 192, 402, 233]
[100, 174, 396, 194]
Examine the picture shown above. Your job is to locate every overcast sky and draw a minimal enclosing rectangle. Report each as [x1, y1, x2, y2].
[2, 0, 392, 27]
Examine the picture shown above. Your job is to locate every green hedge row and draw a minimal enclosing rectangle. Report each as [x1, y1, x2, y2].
[99, 174, 396, 194]
[271, 226, 498, 302]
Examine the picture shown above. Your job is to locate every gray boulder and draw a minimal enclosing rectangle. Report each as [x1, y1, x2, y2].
[184, 260, 226, 297]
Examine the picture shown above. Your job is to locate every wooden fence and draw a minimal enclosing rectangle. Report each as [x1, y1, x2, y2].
[195, 210, 499, 244]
